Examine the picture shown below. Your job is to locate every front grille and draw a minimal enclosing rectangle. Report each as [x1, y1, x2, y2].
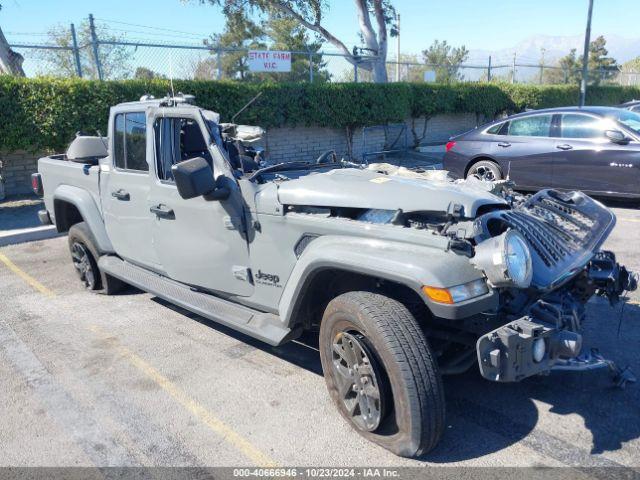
[478, 189, 615, 289]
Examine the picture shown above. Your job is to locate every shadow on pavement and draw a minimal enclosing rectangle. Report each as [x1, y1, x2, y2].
[150, 295, 640, 464]
[0, 195, 44, 231]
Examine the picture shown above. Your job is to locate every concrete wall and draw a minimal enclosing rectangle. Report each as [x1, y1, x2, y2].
[0, 151, 42, 198]
[262, 112, 478, 164]
[0, 112, 478, 198]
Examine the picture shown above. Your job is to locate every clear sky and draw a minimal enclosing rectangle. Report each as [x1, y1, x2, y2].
[2, 0, 638, 53]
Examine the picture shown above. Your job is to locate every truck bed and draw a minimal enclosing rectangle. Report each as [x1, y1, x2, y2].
[38, 155, 103, 225]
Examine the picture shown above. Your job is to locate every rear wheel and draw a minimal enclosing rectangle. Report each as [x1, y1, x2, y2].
[69, 240, 99, 290]
[467, 160, 502, 182]
[319, 291, 445, 457]
[68, 222, 125, 295]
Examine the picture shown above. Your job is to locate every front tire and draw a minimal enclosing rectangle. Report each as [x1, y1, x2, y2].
[319, 291, 445, 457]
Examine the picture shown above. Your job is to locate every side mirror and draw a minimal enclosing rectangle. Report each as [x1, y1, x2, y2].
[605, 129, 630, 145]
[172, 157, 216, 199]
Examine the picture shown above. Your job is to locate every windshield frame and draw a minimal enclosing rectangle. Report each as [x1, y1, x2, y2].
[604, 109, 640, 137]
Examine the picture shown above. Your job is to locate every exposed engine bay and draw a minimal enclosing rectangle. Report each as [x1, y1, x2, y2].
[277, 162, 638, 385]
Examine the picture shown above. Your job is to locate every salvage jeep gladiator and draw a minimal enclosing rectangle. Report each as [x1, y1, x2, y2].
[33, 94, 637, 457]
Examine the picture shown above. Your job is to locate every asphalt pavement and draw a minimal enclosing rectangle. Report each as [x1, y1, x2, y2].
[0, 204, 639, 471]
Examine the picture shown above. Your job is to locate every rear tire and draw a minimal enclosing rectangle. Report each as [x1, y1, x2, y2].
[319, 291, 445, 457]
[67, 222, 125, 295]
[467, 160, 502, 182]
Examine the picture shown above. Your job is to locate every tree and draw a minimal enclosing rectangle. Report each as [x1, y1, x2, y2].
[200, 0, 397, 83]
[262, 15, 330, 82]
[204, 10, 265, 80]
[620, 56, 640, 86]
[0, 4, 25, 76]
[543, 36, 618, 85]
[134, 67, 166, 79]
[421, 40, 468, 83]
[188, 56, 219, 80]
[34, 20, 132, 79]
[543, 49, 580, 84]
[587, 35, 618, 85]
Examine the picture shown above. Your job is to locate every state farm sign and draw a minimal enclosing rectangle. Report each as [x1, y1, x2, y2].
[247, 50, 292, 73]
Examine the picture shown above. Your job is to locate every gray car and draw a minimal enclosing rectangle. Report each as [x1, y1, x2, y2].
[443, 106, 640, 198]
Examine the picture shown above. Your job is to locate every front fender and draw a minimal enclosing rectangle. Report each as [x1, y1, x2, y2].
[278, 235, 497, 325]
[53, 185, 114, 253]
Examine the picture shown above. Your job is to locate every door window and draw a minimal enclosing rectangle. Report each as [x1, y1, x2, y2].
[507, 115, 553, 137]
[113, 112, 148, 171]
[486, 123, 506, 135]
[154, 117, 212, 182]
[559, 114, 605, 139]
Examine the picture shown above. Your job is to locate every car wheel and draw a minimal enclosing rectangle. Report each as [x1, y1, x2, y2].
[319, 291, 445, 457]
[67, 222, 125, 294]
[467, 160, 502, 182]
[69, 234, 100, 290]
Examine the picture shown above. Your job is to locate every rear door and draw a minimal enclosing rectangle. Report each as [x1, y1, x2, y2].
[490, 114, 555, 189]
[101, 110, 160, 269]
[148, 114, 254, 297]
[552, 113, 640, 195]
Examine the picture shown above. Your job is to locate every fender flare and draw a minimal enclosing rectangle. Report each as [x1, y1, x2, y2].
[278, 235, 489, 326]
[53, 184, 114, 253]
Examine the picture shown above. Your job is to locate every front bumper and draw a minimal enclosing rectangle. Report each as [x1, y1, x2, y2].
[477, 317, 582, 382]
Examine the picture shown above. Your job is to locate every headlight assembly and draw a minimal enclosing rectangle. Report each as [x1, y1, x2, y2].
[422, 278, 489, 304]
[471, 230, 533, 288]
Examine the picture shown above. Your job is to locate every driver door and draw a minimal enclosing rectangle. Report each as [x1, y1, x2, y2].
[148, 115, 254, 297]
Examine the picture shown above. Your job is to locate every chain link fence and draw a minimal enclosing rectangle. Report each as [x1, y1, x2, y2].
[6, 16, 640, 85]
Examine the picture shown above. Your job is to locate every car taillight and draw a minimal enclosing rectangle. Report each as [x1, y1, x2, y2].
[31, 173, 43, 196]
[445, 141, 456, 153]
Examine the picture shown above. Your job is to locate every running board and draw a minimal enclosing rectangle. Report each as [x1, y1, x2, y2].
[98, 256, 291, 346]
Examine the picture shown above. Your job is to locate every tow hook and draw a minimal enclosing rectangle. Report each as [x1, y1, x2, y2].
[552, 348, 637, 389]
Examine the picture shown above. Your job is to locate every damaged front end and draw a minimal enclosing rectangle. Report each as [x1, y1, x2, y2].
[466, 189, 637, 383]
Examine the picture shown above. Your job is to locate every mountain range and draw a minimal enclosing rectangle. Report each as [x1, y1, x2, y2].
[466, 34, 640, 67]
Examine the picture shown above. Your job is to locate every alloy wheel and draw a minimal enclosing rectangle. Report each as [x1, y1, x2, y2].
[331, 331, 387, 432]
[70, 242, 96, 289]
[472, 165, 497, 181]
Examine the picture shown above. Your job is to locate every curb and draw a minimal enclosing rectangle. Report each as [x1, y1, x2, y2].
[0, 225, 64, 247]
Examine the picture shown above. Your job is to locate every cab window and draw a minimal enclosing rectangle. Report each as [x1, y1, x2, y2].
[559, 114, 605, 139]
[113, 112, 148, 171]
[154, 117, 212, 182]
[507, 115, 553, 137]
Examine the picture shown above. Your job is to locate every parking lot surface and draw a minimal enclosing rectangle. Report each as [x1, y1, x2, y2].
[1, 205, 639, 469]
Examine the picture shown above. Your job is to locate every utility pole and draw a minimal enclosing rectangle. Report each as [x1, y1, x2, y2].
[70, 23, 82, 78]
[88, 14, 104, 81]
[395, 12, 400, 82]
[487, 55, 492, 82]
[511, 52, 516, 84]
[579, 0, 594, 107]
[539, 47, 545, 84]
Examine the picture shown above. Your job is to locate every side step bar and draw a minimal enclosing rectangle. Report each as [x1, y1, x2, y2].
[98, 255, 291, 346]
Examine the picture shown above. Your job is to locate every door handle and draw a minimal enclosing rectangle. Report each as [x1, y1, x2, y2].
[497, 142, 511, 148]
[111, 189, 130, 201]
[150, 204, 175, 219]
[556, 144, 573, 151]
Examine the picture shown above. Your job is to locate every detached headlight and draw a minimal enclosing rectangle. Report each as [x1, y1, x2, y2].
[423, 278, 489, 304]
[471, 230, 533, 288]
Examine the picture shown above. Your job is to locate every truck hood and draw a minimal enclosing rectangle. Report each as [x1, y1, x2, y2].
[276, 168, 507, 217]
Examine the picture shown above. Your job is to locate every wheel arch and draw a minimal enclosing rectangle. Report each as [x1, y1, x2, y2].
[52, 185, 114, 253]
[284, 266, 430, 331]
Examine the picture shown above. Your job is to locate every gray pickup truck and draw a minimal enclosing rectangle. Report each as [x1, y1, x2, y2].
[33, 94, 637, 457]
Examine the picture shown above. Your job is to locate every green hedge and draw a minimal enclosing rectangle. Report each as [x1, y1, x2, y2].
[1, 76, 639, 152]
